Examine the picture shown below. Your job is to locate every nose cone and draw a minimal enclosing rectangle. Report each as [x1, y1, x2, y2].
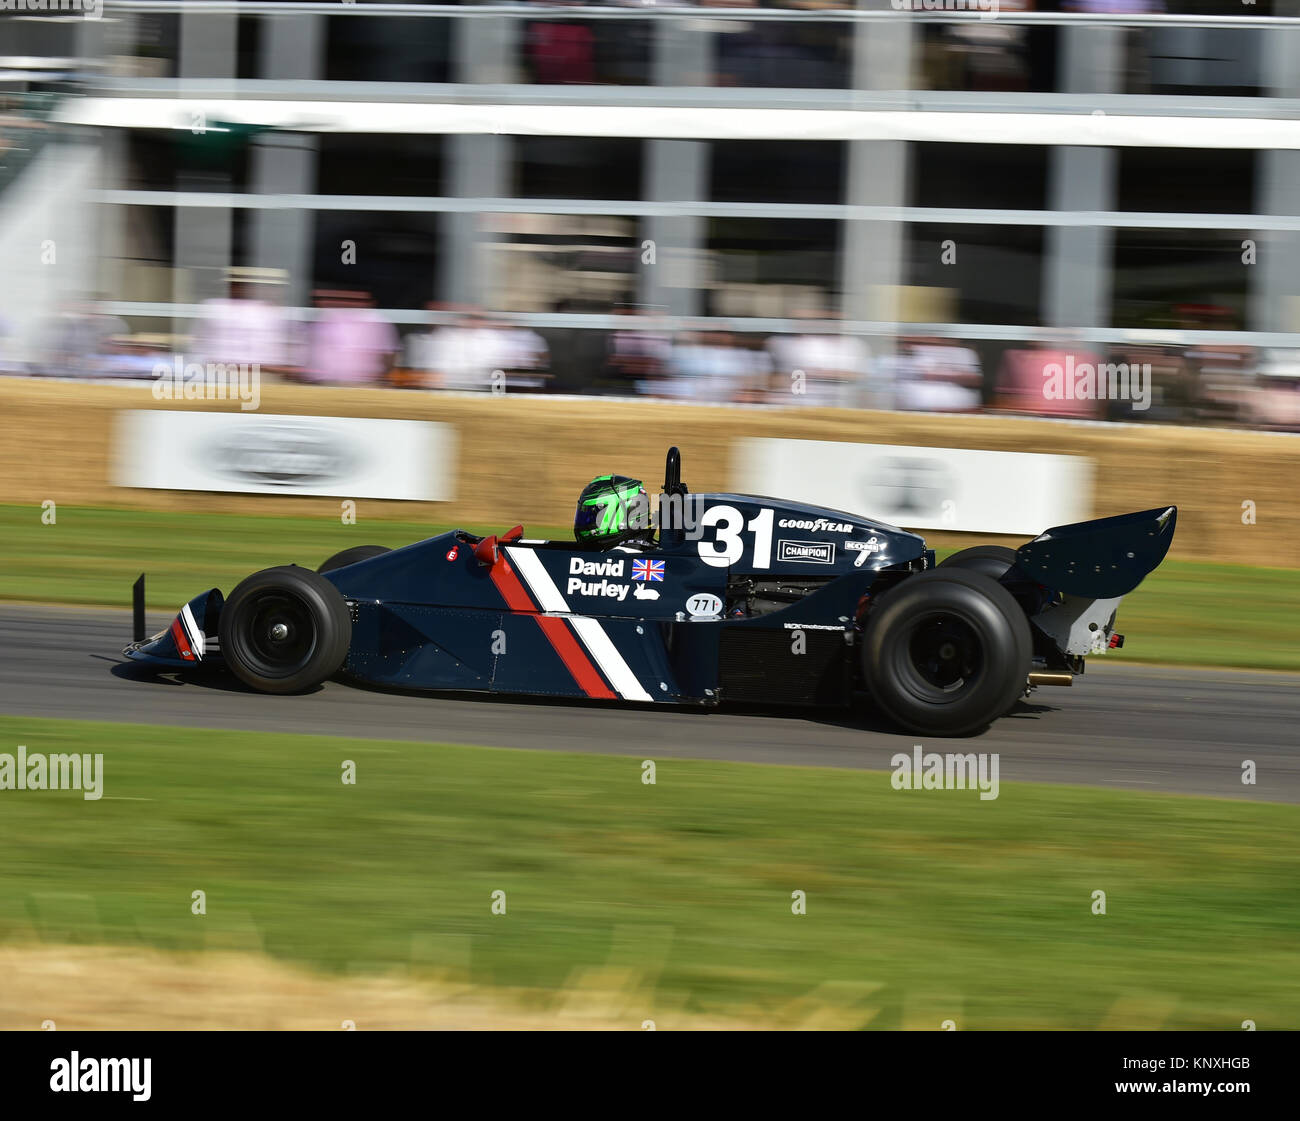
[124, 588, 224, 667]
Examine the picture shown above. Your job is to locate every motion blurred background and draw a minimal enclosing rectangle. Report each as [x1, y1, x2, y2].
[1, 0, 1298, 427]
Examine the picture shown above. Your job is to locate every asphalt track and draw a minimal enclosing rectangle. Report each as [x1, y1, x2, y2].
[0, 604, 1296, 802]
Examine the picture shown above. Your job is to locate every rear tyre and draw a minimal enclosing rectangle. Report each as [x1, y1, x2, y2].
[862, 568, 1031, 736]
[318, 545, 390, 574]
[220, 565, 352, 694]
[938, 544, 1019, 581]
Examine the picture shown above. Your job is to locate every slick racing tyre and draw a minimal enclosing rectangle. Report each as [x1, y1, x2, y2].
[317, 545, 391, 574]
[862, 568, 1031, 737]
[220, 565, 352, 694]
[937, 545, 1020, 581]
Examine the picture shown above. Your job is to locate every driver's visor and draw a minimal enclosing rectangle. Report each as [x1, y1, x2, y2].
[574, 500, 606, 538]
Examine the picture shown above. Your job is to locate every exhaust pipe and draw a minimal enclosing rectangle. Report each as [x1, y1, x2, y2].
[1028, 670, 1073, 687]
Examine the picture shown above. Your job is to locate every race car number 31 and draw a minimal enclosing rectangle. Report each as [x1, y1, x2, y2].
[697, 506, 773, 568]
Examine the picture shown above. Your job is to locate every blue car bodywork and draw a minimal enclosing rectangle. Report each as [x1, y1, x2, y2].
[124, 452, 1177, 718]
[126, 493, 931, 708]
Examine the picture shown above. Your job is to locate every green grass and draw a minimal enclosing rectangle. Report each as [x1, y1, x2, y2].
[0, 503, 1297, 671]
[1085, 559, 1300, 672]
[1, 716, 1297, 1029]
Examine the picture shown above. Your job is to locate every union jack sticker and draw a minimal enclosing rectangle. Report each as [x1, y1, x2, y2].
[632, 558, 665, 582]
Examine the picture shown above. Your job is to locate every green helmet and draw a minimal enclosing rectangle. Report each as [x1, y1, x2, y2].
[574, 475, 650, 547]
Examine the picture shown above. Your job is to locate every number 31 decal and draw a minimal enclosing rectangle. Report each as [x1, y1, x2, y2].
[697, 506, 772, 569]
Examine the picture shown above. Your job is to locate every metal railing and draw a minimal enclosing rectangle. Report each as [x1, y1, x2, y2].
[98, 3, 1300, 28]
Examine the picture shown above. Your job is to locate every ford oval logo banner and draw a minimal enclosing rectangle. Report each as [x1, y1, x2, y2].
[208, 422, 357, 488]
[114, 411, 455, 501]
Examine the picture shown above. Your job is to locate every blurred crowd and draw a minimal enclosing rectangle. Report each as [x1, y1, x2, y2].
[591, 307, 1300, 430]
[510, 0, 1270, 96]
[78, 0, 1272, 96]
[7, 276, 1297, 432]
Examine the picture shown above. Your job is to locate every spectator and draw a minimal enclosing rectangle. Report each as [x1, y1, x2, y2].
[526, 9, 596, 85]
[492, 315, 551, 391]
[406, 306, 493, 392]
[892, 337, 984, 413]
[766, 312, 871, 408]
[597, 304, 671, 395]
[1104, 344, 1191, 423]
[660, 330, 766, 404]
[300, 290, 400, 387]
[994, 338, 1104, 419]
[712, 14, 844, 91]
[35, 298, 128, 379]
[1252, 349, 1300, 432]
[193, 267, 292, 376]
[1177, 305, 1254, 426]
[405, 306, 550, 392]
[941, 3, 1033, 94]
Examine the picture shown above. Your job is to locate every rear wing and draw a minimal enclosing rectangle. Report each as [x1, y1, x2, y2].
[1015, 506, 1177, 600]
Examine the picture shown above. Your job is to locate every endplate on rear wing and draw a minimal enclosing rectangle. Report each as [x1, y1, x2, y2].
[1015, 506, 1177, 599]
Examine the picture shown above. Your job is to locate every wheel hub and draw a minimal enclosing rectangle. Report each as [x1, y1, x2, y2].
[241, 592, 317, 674]
[909, 615, 982, 691]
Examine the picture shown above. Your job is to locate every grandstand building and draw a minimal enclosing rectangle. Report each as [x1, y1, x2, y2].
[2, 2, 1298, 410]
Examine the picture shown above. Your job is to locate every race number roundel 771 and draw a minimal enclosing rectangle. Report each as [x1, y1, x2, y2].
[697, 505, 772, 568]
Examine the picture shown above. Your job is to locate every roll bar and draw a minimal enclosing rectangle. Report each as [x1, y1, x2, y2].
[663, 446, 687, 498]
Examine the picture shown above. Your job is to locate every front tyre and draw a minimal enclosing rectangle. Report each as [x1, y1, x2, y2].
[862, 568, 1031, 736]
[219, 565, 352, 694]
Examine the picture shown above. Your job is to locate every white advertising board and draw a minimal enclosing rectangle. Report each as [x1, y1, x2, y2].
[114, 411, 455, 501]
[732, 438, 1093, 536]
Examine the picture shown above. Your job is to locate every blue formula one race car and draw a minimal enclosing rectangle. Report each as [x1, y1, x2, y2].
[125, 448, 1177, 736]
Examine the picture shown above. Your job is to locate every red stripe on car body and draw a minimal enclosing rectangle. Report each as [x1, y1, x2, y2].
[170, 617, 196, 661]
[534, 614, 616, 700]
[488, 553, 615, 699]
